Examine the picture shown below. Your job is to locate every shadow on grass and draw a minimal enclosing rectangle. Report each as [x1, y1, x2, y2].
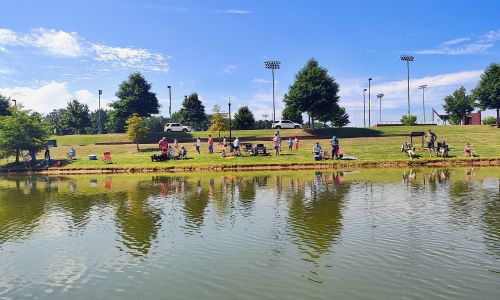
[305, 127, 385, 138]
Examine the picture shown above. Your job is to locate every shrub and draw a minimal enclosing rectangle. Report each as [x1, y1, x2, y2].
[482, 116, 497, 125]
[400, 115, 417, 126]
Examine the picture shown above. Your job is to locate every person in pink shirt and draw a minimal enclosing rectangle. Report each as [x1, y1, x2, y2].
[208, 134, 214, 154]
[158, 137, 168, 150]
[272, 134, 280, 155]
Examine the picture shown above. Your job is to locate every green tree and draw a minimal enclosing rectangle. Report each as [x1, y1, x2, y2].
[284, 58, 341, 129]
[61, 99, 91, 134]
[443, 86, 474, 125]
[105, 109, 124, 133]
[145, 115, 168, 132]
[483, 116, 497, 125]
[43, 108, 68, 135]
[282, 96, 304, 124]
[208, 104, 228, 135]
[111, 72, 160, 132]
[233, 106, 255, 130]
[178, 93, 206, 130]
[331, 106, 350, 128]
[0, 108, 50, 163]
[88, 109, 108, 134]
[0, 94, 12, 116]
[471, 63, 500, 127]
[400, 115, 417, 126]
[170, 111, 185, 123]
[125, 114, 150, 150]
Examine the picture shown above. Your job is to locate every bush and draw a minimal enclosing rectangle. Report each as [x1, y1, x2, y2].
[400, 115, 417, 126]
[482, 116, 497, 125]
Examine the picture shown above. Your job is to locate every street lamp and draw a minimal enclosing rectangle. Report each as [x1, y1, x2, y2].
[167, 85, 172, 119]
[368, 78, 372, 127]
[419, 84, 427, 124]
[264, 60, 281, 122]
[11, 99, 16, 107]
[377, 93, 384, 123]
[98, 90, 102, 134]
[228, 97, 232, 143]
[363, 88, 367, 127]
[400, 55, 414, 117]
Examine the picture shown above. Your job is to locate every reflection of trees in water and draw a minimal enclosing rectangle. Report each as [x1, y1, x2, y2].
[481, 180, 500, 259]
[237, 176, 257, 217]
[178, 178, 210, 233]
[286, 172, 348, 256]
[114, 184, 163, 257]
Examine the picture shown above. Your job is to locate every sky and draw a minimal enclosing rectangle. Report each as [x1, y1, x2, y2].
[0, 0, 499, 126]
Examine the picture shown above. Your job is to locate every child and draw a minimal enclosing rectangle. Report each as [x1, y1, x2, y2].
[173, 139, 179, 150]
[287, 138, 293, 151]
[294, 136, 299, 152]
[221, 148, 227, 158]
[208, 135, 214, 154]
[195, 138, 201, 154]
[464, 143, 473, 157]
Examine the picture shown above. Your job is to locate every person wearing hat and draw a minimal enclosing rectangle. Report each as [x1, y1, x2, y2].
[425, 129, 437, 156]
[330, 136, 340, 159]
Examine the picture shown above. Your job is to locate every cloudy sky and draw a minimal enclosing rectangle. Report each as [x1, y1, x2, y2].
[1, 0, 499, 126]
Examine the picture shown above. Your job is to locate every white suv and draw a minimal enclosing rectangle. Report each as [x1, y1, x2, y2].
[164, 123, 192, 132]
[271, 120, 302, 129]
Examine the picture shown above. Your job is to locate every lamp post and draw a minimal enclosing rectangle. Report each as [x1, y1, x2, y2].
[11, 99, 16, 107]
[228, 97, 232, 143]
[264, 60, 281, 122]
[400, 55, 414, 117]
[368, 78, 372, 127]
[167, 85, 172, 119]
[98, 90, 103, 134]
[363, 88, 367, 127]
[419, 84, 427, 124]
[377, 93, 384, 123]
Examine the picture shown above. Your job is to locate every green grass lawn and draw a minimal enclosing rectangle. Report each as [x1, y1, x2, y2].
[2, 125, 491, 171]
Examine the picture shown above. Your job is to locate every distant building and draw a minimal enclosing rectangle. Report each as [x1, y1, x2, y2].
[432, 109, 481, 125]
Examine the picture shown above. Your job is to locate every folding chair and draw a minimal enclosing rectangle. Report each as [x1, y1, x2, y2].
[103, 152, 113, 164]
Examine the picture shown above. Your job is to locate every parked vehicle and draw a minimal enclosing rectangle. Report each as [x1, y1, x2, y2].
[164, 123, 192, 132]
[271, 120, 302, 129]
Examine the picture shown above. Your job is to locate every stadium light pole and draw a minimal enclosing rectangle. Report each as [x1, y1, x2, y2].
[377, 93, 384, 123]
[98, 90, 102, 134]
[264, 60, 281, 122]
[368, 78, 372, 127]
[419, 84, 427, 124]
[400, 55, 414, 117]
[228, 97, 232, 143]
[363, 88, 367, 127]
[167, 85, 172, 119]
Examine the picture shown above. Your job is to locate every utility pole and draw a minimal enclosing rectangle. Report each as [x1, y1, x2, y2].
[98, 90, 102, 134]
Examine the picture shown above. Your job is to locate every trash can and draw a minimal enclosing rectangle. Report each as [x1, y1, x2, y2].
[89, 154, 97, 160]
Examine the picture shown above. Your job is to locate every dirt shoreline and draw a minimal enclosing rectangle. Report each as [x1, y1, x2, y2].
[1, 158, 499, 175]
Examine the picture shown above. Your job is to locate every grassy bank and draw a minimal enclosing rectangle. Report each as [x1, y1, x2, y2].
[1, 125, 499, 173]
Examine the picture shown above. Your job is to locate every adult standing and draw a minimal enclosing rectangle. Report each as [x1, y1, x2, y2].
[330, 136, 340, 159]
[195, 138, 201, 154]
[208, 134, 214, 154]
[44, 147, 50, 167]
[159, 137, 168, 150]
[272, 134, 280, 155]
[233, 137, 241, 155]
[425, 129, 437, 156]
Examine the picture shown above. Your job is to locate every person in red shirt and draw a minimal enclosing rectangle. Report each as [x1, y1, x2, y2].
[158, 137, 168, 150]
[208, 135, 214, 154]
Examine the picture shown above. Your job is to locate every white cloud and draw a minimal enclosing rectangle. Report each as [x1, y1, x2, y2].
[0, 82, 111, 113]
[91, 44, 169, 72]
[251, 78, 272, 84]
[415, 29, 499, 55]
[29, 28, 83, 57]
[0, 28, 21, 52]
[225, 9, 251, 14]
[223, 64, 237, 74]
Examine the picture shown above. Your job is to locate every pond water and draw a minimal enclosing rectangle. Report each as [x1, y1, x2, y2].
[0, 168, 499, 300]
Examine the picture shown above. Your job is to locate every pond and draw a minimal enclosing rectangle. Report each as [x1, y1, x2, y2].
[0, 168, 499, 299]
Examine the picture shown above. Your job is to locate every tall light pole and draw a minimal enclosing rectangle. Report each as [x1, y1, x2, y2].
[98, 90, 102, 134]
[11, 99, 16, 107]
[419, 84, 427, 124]
[167, 85, 172, 119]
[264, 60, 281, 122]
[400, 55, 414, 117]
[228, 97, 232, 143]
[368, 78, 372, 127]
[377, 93, 384, 123]
[363, 88, 367, 127]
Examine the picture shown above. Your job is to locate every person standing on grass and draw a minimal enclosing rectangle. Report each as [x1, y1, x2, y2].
[173, 139, 179, 150]
[159, 137, 168, 150]
[222, 136, 227, 150]
[330, 136, 340, 159]
[287, 138, 293, 151]
[425, 129, 437, 157]
[233, 137, 241, 155]
[208, 135, 214, 154]
[276, 131, 282, 151]
[294, 136, 299, 152]
[272, 134, 280, 155]
[44, 147, 50, 167]
[195, 138, 201, 154]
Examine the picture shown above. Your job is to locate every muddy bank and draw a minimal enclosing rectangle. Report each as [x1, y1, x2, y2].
[1, 157, 498, 175]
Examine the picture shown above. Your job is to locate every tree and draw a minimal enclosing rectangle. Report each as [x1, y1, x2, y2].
[331, 107, 350, 128]
[43, 108, 67, 135]
[471, 63, 500, 127]
[0, 108, 50, 163]
[145, 115, 168, 132]
[0, 94, 12, 116]
[284, 58, 341, 129]
[208, 105, 228, 136]
[125, 114, 150, 150]
[88, 109, 108, 134]
[443, 86, 474, 125]
[110, 72, 160, 132]
[178, 93, 206, 130]
[105, 109, 124, 133]
[400, 115, 417, 126]
[255, 120, 272, 130]
[282, 96, 304, 124]
[170, 111, 185, 123]
[233, 106, 255, 130]
[61, 99, 91, 134]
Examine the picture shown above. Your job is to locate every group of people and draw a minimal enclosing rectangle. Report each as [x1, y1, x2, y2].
[271, 131, 300, 155]
[152, 137, 187, 161]
[401, 129, 475, 159]
[312, 136, 342, 160]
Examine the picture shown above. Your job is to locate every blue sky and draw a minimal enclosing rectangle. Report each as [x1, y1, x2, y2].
[1, 0, 499, 126]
